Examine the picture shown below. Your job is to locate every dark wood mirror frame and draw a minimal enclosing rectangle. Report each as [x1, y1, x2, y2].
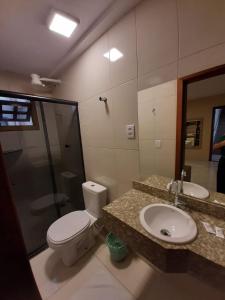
[175, 63, 225, 179]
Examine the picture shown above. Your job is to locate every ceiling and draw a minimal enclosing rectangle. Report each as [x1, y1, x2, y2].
[188, 74, 225, 101]
[0, 0, 142, 77]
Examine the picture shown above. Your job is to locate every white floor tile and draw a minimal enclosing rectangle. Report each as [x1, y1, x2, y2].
[31, 241, 225, 300]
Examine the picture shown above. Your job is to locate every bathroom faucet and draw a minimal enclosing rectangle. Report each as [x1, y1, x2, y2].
[180, 169, 186, 194]
[168, 179, 185, 208]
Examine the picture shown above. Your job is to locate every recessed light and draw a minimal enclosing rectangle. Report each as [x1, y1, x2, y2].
[103, 48, 123, 62]
[48, 11, 78, 38]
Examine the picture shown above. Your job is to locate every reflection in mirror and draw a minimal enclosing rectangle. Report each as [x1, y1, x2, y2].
[185, 74, 225, 193]
[185, 119, 202, 149]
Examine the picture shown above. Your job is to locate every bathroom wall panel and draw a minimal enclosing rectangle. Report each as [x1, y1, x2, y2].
[178, 0, 225, 58]
[136, 0, 178, 77]
[108, 12, 137, 88]
[54, 0, 225, 200]
[178, 42, 225, 77]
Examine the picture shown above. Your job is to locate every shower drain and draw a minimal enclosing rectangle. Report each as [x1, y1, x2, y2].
[160, 229, 171, 237]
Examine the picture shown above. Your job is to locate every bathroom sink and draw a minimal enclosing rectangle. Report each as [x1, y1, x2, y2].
[139, 204, 197, 244]
[167, 181, 209, 200]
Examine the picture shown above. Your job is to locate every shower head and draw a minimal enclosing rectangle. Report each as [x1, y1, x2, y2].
[31, 74, 44, 86]
[31, 74, 61, 87]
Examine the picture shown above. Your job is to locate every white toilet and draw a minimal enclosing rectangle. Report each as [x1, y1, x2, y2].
[46, 181, 107, 266]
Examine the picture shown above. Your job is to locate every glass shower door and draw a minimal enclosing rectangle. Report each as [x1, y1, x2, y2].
[1, 101, 59, 256]
[42, 102, 85, 216]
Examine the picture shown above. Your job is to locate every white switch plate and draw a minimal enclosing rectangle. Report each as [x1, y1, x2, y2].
[126, 124, 135, 139]
[154, 140, 161, 148]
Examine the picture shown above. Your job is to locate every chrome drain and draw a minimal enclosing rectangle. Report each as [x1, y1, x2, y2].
[160, 229, 171, 237]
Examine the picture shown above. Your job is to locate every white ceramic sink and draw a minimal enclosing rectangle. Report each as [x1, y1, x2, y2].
[167, 181, 209, 200]
[139, 204, 197, 244]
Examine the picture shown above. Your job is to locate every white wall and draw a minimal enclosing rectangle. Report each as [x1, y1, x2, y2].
[53, 0, 225, 201]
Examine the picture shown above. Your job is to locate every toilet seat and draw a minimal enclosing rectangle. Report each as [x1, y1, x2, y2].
[47, 211, 91, 245]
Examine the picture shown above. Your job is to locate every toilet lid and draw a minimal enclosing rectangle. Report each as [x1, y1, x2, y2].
[47, 211, 90, 244]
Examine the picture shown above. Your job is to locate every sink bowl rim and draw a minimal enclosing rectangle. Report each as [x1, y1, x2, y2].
[139, 203, 197, 244]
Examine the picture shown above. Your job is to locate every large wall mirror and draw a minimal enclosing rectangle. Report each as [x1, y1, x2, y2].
[177, 64, 225, 198]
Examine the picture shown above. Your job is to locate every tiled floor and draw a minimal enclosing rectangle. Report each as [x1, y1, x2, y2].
[30, 239, 225, 300]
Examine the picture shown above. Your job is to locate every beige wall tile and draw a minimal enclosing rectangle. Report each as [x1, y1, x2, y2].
[111, 79, 139, 150]
[155, 139, 176, 178]
[82, 146, 118, 201]
[155, 94, 177, 140]
[136, 0, 178, 76]
[79, 92, 114, 149]
[108, 12, 137, 88]
[139, 139, 176, 179]
[138, 94, 155, 140]
[139, 139, 156, 177]
[138, 80, 177, 140]
[178, 0, 225, 58]
[138, 62, 178, 91]
[115, 149, 140, 195]
[138, 81, 177, 178]
[57, 34, 110, 102]
[178, 42, 225, 77]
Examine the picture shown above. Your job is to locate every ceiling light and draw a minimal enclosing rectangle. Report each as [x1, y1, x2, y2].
[48, 12, 78, 38]
[103, 48, 123, 62]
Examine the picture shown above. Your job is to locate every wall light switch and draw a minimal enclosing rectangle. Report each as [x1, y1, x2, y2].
[126, 124, 135, 139]
[154, 140, 161, 148]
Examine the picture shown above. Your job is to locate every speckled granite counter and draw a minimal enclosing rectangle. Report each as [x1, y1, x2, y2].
[102, 187, 225, 290]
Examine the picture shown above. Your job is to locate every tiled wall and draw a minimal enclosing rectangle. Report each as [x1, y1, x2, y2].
[54, 0, 225, 201]
[138, 80, 177, 178]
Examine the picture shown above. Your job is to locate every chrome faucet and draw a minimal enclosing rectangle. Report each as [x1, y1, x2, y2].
[180, 169, 186, 194]
[168, 179, 185, 208]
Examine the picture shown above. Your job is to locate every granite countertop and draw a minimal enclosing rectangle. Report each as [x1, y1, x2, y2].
[103, 188, 225, 268]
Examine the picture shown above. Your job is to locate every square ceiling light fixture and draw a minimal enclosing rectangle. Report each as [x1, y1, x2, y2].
[48, 11, 78, 38]
[103, 48, 123, 62]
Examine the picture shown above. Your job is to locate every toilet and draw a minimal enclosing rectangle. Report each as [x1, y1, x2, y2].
[46, 181, 107, 266]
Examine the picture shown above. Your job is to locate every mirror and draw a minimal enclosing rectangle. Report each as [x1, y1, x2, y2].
[184, 74, 225, 193]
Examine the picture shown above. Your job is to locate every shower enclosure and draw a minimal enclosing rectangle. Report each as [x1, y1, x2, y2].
[0, 91, 85, 257]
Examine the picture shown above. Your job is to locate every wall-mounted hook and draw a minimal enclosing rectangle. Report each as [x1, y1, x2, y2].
[99, 97, 107, 103]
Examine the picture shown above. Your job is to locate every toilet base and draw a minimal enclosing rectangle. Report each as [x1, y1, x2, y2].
[61, 230, 96, 267]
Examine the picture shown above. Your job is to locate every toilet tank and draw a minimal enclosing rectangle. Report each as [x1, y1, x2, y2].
[82, 181, 107, 218]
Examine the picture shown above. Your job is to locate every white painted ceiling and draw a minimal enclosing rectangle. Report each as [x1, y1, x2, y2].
[188, 74, 225, 101]
[0, 0, 142, 77]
